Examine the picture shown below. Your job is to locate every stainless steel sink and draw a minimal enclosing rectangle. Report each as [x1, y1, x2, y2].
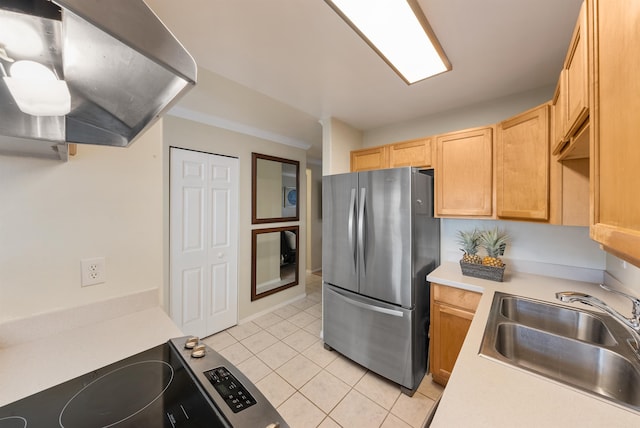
[494, 324, 640, 404]
[480, 292, 640, 412]
[500, 295, 617, 346]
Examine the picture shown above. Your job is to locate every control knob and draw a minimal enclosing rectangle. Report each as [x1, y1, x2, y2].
[191, 344, 206, 358]
[185, 336, 199, 349]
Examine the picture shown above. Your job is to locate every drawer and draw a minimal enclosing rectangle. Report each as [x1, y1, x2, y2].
[432, 283, 481, 312]
[323, 284, 417, 389]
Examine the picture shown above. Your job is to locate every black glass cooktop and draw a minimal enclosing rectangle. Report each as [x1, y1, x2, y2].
[0, 343, 229, 428]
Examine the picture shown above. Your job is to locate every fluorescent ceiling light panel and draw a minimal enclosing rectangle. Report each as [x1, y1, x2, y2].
[326, 0, 451, 84]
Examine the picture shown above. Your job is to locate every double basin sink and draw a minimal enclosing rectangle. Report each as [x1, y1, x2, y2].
[480, 292, 640, 412]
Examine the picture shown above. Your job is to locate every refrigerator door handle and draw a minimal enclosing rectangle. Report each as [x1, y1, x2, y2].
[358, 187, 367, 273]
[341, 292, 404, 317]
[347, 188, 357, 272]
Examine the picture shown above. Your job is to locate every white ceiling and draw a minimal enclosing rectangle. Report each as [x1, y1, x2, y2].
[146, 0, 584, 161]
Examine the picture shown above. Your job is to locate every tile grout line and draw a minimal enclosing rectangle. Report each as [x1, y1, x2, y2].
[204, 276, 440, 428]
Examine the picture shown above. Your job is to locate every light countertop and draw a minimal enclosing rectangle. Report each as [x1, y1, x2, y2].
[427, 262, 640, 427]
[0, 306, 183, 407]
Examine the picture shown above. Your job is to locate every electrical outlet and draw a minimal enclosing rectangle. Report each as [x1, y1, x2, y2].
[81, 257, 106, 287]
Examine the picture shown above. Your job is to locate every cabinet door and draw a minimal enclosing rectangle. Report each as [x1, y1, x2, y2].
[435, 127, 493, 217]
[589, 0, 640, 265]
[497, 104, 550, 220]
[430, 284, 480, 387]
[430, 301, 474, 386]
[565, 1, 589, 136]
[551, 70, 567, 154]
[350, 146, 388, 172]
[388, 138, 433, 168]
[433, 283, 481, 311]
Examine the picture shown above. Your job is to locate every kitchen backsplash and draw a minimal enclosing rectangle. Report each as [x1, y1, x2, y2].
[441, 219, 605, 283]
[605, 253, 640, 293]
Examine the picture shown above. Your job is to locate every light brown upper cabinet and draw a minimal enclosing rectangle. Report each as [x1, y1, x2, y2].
[588, 0, 640, 266]
[564, 1, 589, 137]
[350, 146, 388, 172]
[388, 138, 433, 168]
[496, 103, 550, 221]
[551, 71, 567, 151]
[435, 127, 493, 217]
[552, 2, 589, 160]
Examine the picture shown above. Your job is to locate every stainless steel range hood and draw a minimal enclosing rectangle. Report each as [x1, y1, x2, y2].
[0, 0, 196, 160]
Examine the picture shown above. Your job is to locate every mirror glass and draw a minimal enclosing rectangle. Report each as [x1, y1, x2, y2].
[252, 153, 299, 224]
[251, 226, 299, 300]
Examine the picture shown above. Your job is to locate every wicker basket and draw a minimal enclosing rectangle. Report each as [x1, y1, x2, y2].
[459, 260, 505, 282]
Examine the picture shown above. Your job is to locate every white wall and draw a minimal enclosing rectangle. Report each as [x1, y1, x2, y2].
[363, 85, 555, 147]
[321, 117, 363, 175]
[606, 253, 640, 294]
[171, 68, 321, 155]
[162, 116, 307, 320]
[0, 123, 163, 323]
[441, 219, 605, 282]
[306, 163, 323, 273]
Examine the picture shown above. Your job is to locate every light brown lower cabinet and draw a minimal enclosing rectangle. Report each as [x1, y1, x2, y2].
[430, 283, 481, 386]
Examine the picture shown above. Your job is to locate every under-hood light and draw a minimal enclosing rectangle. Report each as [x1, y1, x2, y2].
[3, 60, 71, 116]
[0, 18, 44, 57]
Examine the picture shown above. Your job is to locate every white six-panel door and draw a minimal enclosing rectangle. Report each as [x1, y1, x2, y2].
[170, 148, 239, 338]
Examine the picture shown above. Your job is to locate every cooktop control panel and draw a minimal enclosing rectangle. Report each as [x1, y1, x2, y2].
[204, 366, 257, 413]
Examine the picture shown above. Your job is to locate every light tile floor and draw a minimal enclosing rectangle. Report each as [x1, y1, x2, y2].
[202, 272, 443, 428]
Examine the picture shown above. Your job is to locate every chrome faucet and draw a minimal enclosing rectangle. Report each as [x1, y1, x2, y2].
[556, 284, 640, 355]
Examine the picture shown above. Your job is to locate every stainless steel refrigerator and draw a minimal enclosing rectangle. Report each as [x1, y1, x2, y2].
[322, 167, 440, 395]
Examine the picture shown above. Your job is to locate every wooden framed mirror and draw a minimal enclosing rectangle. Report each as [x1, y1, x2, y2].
[251, 153, 300, 224]
[251, 226, 299, 300]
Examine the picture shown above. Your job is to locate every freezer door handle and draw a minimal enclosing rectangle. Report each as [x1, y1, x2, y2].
[357, 187, 367, 273]
[347, 188, 357, 272]
[330, 287, 404, 317]
[344, 294, 404, 317]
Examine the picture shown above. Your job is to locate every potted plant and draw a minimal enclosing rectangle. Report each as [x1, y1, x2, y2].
[458, 227, 509, 282]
